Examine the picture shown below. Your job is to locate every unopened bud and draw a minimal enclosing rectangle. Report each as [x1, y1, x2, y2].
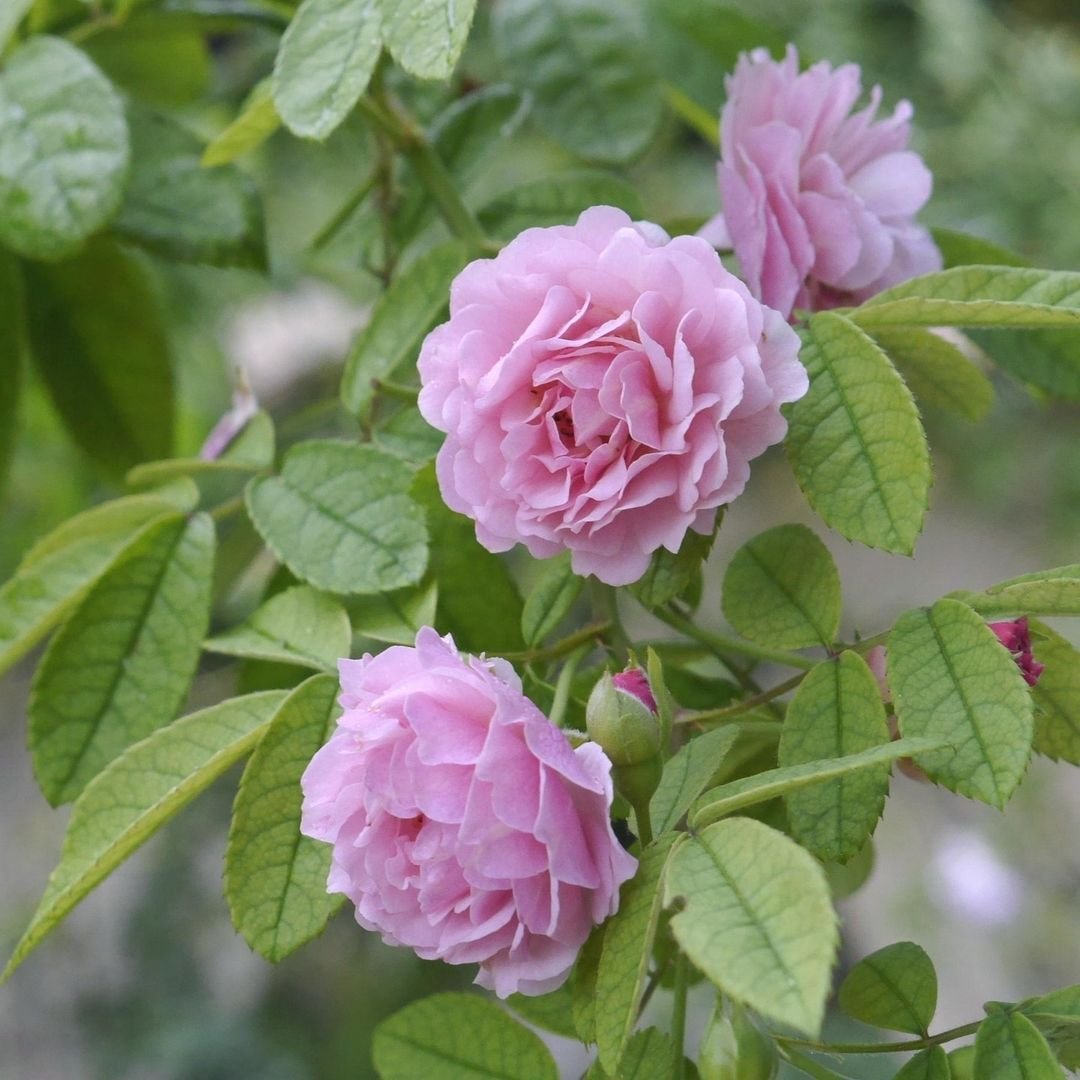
[698, 1000, 778, 1080]
[586, 670, 661, 767]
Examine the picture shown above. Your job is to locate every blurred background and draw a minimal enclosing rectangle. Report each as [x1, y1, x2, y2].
[2, 0, 1080, 1076]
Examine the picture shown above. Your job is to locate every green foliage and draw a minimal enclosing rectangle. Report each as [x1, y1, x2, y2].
[205, 585, 351, 672]
[225, 674, 343, 961]
[610, 1027, 679, 1079]
[506, 983, 577, 1039]
[691, 738, 939, 830]
[202, 79, 280, 167]
[272, 0, 382, 140]
[722, 524, 842, 649]
[348, 576, 439, 646]
[0, 37, 129, 260]
[521, 554, 582, 647]
[29, 512, 215, 804]
[851, 267, 1080, 330]
[889, 599, 1035, 807]
[570, 924, 605, 1045]
[786, 312, 930, 555]
[25, 238, 174, 475]
[0, 251, 25, 493]
[974, 1007, 1063, 1079]
[975, 329, 1080, 402]
[594, 836, 678, 1073]
[379, 0, 477, 81]
[1028, 624, 1080, 764]
[665, 817, 837, 1036]
[931, 227, 1029, 270]
[492, 0, 663, 165]
[779, 652, 891, 863]
[649, 726, 739, 837]
[340, 240, 469, 416]
[955, 566, 1080, 618]
[894, 1047, 951, 1080]
[3, 691, 288, 981]
[838, 942, 938, 1036]
[0, 487, 195, 676]
[1020, 986, 1080, 1069]
[631, 524, 718, 611]
[870, 328, 994, 422]
[0, 0, 33, 52]
[372, 992, 559, 1079]
[115, 107, 264, 266]
[246, 440, 428, 595]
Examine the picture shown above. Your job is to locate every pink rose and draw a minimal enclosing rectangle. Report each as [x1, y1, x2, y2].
[300, 628, 638, 997]
[418, 206, 806, 585]
[715, 45, 941, 319]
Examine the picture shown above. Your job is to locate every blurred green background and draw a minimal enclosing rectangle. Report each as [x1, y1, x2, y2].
[2, 1, 1079, 1077]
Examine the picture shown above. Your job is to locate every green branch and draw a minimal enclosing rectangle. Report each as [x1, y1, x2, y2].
[655, 606, 818, 671]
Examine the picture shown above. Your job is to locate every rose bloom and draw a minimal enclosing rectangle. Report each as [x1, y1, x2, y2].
[300, 628, 638, 997]
[418, 206, 806, 586]
[714, 44, 941, 319]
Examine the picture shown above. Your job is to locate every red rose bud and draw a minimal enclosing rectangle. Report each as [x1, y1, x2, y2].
[988, 617, 1044, 686]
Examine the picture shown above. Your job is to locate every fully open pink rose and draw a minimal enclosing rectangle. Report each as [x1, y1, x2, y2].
[418, 206, 807, 585]
[715, 45, 941, 319]
[300, 628, 638, 997]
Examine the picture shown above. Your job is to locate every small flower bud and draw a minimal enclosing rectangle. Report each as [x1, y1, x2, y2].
[988, 617, 1044, 686]
[586, 670, 661, 767]
[698, 1000, 778, 1080]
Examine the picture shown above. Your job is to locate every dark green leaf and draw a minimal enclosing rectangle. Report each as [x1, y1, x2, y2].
[0, 251, 27, 495]
[838, 941, 937, 1036]
[379, 0, 478, 81]
[0, 37, 129, 260]
[30, 513, 215, 804]
[571, 923, 605, 1044]
[115, 107, 264, 266]
[631, 524, 718, 611]
[226, 674, 343, 961]
[722, 524, 841, 649]
[975, 328, 1080, 402]
[521, 554, 582, 647]
[492, 0, 664, 165]
[649, 726, 739, 837]
[786, 312, 930, 555]
[615, 1028, 678, 1079]
[895, 1047, 950, 1080]
[247, 440, 428, 595]
[779, 652, 891, 863]
[2, 691, 287, 982]
[1029, 623, 1080, 765]
[889, 599, 1035, 807]
[348, 576, 438, 647]
[506, 983, 577, 1040]
[373, 992, 558, 1079]
[974, 1008, 1063, 1079]
[931, 227, 1028, 270]
[25, 238, 174, 474]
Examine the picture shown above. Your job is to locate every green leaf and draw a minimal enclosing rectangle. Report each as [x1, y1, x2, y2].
[83, 19, 210, 107]
[0, 489, 195, 677]
[690, 738, 942, 831]
[372, 992, 559, 1080]
[931, 227, 1028, 270]
[0, 251, 27, 495]
[411, 466, 525, 654]
[114, 107, 264, 266]
[974, 1008, 1063, 1079]
[30, 513, 215, 805]
[0, 36, 129, 260]
[246, 440, 428, 595]
[2, 691, 287, 982]
[1030, 623, 1080, 765]
[571, 923, 605, 1044]
[521, 554, 582, 647]
[506, 983, 577, 1040]
[340, 241, 469, 416]
[649, 725, 739, 837]
[973, 328, 1080, 402]
[373, 405, 444, 465]
[205, 585, 350, 672]
[379, 0, 477, 81]
[478, 171, 644, 241]
[631, 524, 718, 611]
[0, 0, 33, 53]
[595, 835, 678, 1073]
[871, 327, 994, 421]
[779, 652, 892, 863]
[272, 0, 381, 140]
[851, 267, 1080, 330]
[664, 817, 838, 1036]
[492, 0, 664, 165]
[956, 566, 1080, 617]
[25, 237, 174, 475]
[895, 1047, 951, 1080]
[722, 524, 841, 650]
[225, 674, 342, 961]
[838, 942, 937, 1036]
[1020, 986, 1080, 1069]
[202, 78, 281, 166]
[348, 576, 438, 646]
[614, 1028, 678, 1079]
[889, 598, 1035, 807]
[786, 312, 930, 555]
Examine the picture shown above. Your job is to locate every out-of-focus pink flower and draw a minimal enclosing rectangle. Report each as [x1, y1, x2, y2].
[418, 207, 807, 586]
[612, 668, 658, 714]
[989, 617, 1044, 686]
[300, 628, 638, 998]
[714, 44, 941, 319]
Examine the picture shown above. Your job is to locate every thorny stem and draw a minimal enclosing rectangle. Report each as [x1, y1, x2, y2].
[678, 671, 807, 725]
[503, 622, 612, 665]
[655, 606, 818, 671]
[548, 645, 588, 729]
[311, 170, 379, 251]
[775, 1019, 982, 1057]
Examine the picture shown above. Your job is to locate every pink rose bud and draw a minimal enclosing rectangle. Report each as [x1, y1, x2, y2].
[300, 628, 637, 998]
[715, 45, 941, 319]
[612, 668, 658, 715]
[988, 617, 1044, 686]
[418, 206, 807, 586]
[587, 670, 661, 767]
